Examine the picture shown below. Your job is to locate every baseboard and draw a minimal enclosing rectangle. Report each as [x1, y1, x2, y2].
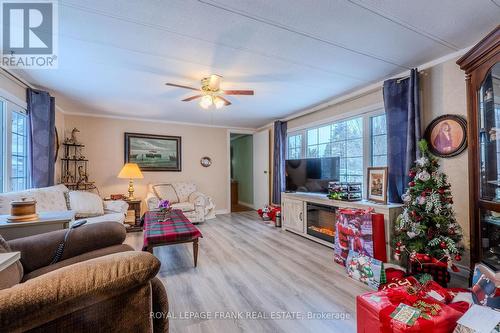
[238, 201, 255, 209]
[215, 209, 229, 215]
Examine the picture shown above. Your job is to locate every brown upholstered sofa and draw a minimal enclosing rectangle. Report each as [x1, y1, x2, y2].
[0, 222, 168, 332]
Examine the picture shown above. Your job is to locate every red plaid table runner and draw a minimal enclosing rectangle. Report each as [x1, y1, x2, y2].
[142, 210, 202, 250]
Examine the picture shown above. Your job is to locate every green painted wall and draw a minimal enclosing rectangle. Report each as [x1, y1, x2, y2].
[231, 134, 254, 205]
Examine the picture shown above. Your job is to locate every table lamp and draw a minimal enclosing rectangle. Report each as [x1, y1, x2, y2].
[118, 163, 143, 199]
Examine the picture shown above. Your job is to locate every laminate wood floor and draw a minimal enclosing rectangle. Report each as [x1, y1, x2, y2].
[125, 211, 370, 333]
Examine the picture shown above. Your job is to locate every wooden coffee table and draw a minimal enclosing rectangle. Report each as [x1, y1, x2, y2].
[142, 210, 202, 267]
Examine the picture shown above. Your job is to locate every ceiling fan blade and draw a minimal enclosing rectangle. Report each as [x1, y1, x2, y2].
[222, 90, 254, 95]
[218, 96, 232, 106]
[166, 83, 200, 91]
[182, 95, 203, 102]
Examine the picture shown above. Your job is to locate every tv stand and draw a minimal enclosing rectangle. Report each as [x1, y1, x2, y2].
[281, 192, 403, 259]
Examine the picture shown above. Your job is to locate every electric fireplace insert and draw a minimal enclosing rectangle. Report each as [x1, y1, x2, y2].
[306, 203, 336, 243]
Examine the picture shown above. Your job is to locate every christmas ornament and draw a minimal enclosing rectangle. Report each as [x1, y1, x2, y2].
[439, 241, 447, 249]
[407, 231, 417, 239]
[454, 254, 461, 261]
[418, 171, 431, 181]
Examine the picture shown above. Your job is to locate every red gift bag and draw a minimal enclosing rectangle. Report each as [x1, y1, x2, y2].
[334, 208, 387, 265]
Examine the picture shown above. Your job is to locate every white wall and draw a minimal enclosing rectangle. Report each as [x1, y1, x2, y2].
[63, 114, 230, 213]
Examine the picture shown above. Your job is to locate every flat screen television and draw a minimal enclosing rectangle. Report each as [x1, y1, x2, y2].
[285, 157, 340, 193]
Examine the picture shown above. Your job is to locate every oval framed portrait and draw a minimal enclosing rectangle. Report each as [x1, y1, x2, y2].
[424, 114, 467, 158]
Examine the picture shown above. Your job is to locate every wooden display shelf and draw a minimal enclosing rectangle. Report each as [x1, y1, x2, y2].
[62, 142, 85, 147]
[61, 158, 89, 161]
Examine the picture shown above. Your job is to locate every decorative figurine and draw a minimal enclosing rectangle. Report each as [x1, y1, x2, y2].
[62, 170, 74, 183]
[77, 165, 88, 183]
[70, 128, 80, 144]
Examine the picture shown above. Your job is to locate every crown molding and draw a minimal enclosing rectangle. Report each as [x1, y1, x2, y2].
[62, 110, 256, 131]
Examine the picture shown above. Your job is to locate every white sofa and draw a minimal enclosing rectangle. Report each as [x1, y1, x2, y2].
[146, 182, 216, 223]
[0, 184, 128, 225]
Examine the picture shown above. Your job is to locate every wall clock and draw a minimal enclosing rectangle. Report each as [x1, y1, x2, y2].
[200, 156, 212, 167]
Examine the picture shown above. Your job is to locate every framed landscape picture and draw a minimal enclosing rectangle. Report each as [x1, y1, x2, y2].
[367, 167, 388, 204]
[124, 133, 181, 171]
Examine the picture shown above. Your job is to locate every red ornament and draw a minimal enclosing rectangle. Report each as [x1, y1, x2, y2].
[409, 181, 415, 187]
[421, 192, 427, 197]
[439, 241, 447, 249]
[396, 241, 402, 247]
[423, 254, 431, 261]
[411, 211, 417, 217]
[449, 228, 455, 235]
[438, 188, 445, 195]
[395, 249, 401, 255]
[409, 171, 416, 178]
[454, 254, 462, 261]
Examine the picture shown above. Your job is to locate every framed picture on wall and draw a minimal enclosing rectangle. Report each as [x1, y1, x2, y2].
[424, 114, 467, 158]
[367, 167, 388, 204]
[124, 133, 182, 171]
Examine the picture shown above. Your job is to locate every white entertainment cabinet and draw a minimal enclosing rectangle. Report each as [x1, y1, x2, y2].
[281, 192, 403, 258]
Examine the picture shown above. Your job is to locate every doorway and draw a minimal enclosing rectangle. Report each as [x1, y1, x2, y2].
[230, 133, 254, 212]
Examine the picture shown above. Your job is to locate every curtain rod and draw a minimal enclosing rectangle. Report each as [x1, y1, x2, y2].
[396, 70, 428, 83]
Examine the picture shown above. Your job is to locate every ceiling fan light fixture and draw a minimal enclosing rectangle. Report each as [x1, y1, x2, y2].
[214, 96, 225, 109]
[200, 95, 213, 109]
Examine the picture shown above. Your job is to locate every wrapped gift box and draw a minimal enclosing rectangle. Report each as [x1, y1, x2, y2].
[356, 287, 469, 333]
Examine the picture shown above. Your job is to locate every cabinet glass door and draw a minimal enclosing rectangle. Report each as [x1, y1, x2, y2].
[479, 63, 500, 202]
[479, 209, 500, 270]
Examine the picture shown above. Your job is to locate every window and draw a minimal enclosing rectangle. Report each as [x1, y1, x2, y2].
[1, 99, 29, 193]
[286, 109, 387, 191]
[370, 114, 387, 166]
[287, 133, 303, 160]
[304, 117, 364, 183]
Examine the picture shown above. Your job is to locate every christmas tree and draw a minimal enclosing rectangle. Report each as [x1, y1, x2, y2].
[393, 140, 464, 264]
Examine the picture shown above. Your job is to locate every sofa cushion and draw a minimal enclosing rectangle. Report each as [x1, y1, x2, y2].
[81, 213, 126, 225]
[171, 202, 195, 212]
[8, 221, 127, 273]
[152, 184, 179, 204]
[0, 236, 23, 289]
[22, 244, 134, 281]
[172, 182, 197, 202]
[68, 191, 104, 218]
[0, 185, 69, 215]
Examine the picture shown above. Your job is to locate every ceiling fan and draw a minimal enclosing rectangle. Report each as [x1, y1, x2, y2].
[166, 74, 254, 109]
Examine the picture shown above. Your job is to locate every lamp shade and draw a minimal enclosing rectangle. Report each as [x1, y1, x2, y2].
[118, 163, 144, 179]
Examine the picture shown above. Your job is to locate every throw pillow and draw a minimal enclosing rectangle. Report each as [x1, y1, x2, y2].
[153, 184, 179, 203]
[68, 191, 105, 218]
[0, 236, 23, 290]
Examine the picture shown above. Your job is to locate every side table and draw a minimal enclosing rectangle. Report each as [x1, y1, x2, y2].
[0, 211, 75, 241]
[104, 197, 142, 232]
[0, 252, 20, 272]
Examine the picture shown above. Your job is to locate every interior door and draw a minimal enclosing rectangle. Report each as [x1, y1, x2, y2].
[253, 129, 269, 210]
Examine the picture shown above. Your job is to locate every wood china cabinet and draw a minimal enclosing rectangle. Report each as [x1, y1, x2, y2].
[457, 26, 500, 271]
